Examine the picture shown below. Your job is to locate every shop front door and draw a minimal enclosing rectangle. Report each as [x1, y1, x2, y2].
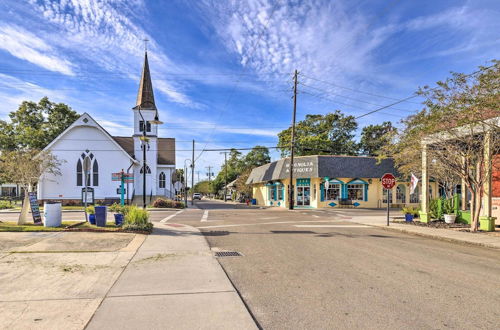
[296, 186, 310, 206]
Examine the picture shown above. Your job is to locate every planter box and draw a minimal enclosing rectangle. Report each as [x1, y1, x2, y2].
[404, 214, 414, 222]
[479, 216, 496, 232]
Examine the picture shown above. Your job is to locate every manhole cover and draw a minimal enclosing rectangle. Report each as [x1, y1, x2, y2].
[215, 251, 243, 257]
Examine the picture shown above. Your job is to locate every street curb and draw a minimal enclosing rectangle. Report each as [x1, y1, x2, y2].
[368, 224, 500, 250]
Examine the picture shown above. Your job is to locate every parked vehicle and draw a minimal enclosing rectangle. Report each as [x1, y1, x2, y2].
[193, 193, 202, 200]
[225, 194, 232, 201]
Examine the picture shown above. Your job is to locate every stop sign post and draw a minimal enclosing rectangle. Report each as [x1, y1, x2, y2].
[381, 173, 396, 226]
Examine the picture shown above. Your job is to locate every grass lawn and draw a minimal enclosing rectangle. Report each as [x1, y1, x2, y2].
[0, 221, 80, 232]
[0, 221, 121, 232]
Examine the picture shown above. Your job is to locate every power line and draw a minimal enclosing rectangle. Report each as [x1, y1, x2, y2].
[300, 91, 408, 118]
[354, 62, 498, 119]
[300, 74, 422, 105]
[300, 83, 416, 113]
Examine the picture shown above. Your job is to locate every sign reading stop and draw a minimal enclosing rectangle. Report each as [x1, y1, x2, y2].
[381, 173, 396, 190]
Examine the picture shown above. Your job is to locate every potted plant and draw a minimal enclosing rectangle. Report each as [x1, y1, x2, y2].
[442, 198, 456, 224]
[86, 205, 96, 225]
[402, 206, 416, 222]
[109, 203, 127, 226]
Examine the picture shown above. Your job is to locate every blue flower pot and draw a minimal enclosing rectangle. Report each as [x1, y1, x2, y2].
[405, 213, 414, 222]
[114, 213, 124, 226]
[89, 214, 96, 225]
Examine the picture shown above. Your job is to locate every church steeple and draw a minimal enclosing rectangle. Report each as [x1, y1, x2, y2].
[133, 51, 157, 110]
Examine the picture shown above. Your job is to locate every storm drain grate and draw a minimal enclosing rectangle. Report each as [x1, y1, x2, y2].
[215, 251, 243, 257]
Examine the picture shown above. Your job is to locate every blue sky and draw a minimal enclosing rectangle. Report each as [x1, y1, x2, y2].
[0, 0, 498, 183]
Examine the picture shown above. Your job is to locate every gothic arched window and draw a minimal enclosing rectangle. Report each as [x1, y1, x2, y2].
[140, 164, 151, 174]
[76, 159, 83, 186]
[93, 159, 99, 186]
[159, 172, 166, 188]
[77, 151, 99, 187]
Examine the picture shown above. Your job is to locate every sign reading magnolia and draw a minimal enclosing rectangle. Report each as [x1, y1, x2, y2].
[285, 161, 314, 174]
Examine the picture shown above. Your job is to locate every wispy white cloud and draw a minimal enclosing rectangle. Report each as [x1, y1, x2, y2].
[0, 24, 74, 75]
[19, 0, 197, 107]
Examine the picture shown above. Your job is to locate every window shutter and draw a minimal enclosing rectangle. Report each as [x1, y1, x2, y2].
[320, 183, 324, 202]
[364, 184, 368, 201]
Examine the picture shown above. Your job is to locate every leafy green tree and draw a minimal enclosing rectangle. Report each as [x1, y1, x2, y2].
[277, 111, 359, 157]
[0, 97, 80, 150]
[383, 61, 499, 232]
[359, 121, 395, 156]
[193, 180, 211, 194]
[243, 145, 271, 169]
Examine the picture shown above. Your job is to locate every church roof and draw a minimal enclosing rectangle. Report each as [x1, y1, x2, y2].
[133, 51, 157, 110]
[112, 136, 175, 165]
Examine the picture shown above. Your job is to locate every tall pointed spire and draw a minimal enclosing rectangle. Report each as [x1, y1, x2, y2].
[133, 51, 157, 110]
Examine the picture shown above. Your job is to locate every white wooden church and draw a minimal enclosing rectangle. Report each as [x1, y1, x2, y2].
[37, 52, 176, 204]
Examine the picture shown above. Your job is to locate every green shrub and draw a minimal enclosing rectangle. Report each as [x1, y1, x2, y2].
[0, 200, 13, 209]
[123, 206, 152, 231]
[109, 203, 131, 215]
[152, 198, 185, 209]
[85, 205, 95, 214]
[402, 206, 419, 216]
[442, 197, 455, 215]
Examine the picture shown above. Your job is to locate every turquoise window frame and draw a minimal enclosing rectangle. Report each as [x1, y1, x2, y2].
[346, 178, 369, 201]
[322, 178, 344, 202]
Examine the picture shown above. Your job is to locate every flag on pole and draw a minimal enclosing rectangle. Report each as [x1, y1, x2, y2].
[410, 173, 419, 194]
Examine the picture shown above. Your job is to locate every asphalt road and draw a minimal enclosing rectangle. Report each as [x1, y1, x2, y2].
[160, 199, 500, 330]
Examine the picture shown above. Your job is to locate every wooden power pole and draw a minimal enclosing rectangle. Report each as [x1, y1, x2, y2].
[289, 69, 298, 210]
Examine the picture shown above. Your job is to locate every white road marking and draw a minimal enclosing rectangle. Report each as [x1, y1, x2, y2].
[160, 210, 185, 223]
[198, 220, 339, 229]
[201, 210, 209, 222]
[294, 225, 367, 228]
[312, 215, 320, 218]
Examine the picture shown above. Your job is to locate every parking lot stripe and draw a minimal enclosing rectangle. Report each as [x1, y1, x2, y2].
[294, 225, 367, 228]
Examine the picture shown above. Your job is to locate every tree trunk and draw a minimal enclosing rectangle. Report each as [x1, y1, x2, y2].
[17, 188, 30, 225]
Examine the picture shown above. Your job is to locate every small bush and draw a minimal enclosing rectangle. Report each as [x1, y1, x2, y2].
[402, 206, 419, 216]
[85, 205, 95, 214]
[0, 200, 13, 209]
[123, 205, 152, 231]
[152, 198, 185, 209]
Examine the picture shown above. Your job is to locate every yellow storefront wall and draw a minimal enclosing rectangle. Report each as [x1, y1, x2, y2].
[252, 177, 438, 209]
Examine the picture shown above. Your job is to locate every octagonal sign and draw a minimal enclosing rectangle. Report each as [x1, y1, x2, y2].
[381, 173, 396, 190]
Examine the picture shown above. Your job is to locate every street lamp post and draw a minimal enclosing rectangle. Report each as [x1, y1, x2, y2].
[137, 107, 163, 209]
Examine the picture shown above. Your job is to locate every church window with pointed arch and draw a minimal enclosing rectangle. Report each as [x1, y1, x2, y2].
[159, 172, 166, 188]
[76, 151, 99, 187]
[140, 164, 152, 174]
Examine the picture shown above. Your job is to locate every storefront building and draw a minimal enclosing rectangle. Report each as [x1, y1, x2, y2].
[246, 155, 438, 209]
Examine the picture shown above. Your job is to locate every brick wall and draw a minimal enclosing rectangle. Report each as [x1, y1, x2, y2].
[493, 154, 500, 198]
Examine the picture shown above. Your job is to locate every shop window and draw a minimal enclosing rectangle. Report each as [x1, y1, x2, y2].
[396, 184, 406, 203]
[270, 186, 277, 201]
[277, 185, 284, 200]
[324, 184, 341, 200]
[383, 189, 392, 204]
[347, 184, 364, 201]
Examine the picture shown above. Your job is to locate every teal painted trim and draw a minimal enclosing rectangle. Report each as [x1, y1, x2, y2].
[328, 178, 344, 184]
[341, 184, 347, 199]
[320, 183, 324, 202]
[347, 178, 369, 185]
[364, 185, 368, 202]
[296, 178, 311, 186]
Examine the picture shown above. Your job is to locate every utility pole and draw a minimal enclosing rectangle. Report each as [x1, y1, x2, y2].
[191, 140, 195, 205]
[206, 166, 213, 199]
[289, 69, 298, 210]
[220, 152, 228, 202]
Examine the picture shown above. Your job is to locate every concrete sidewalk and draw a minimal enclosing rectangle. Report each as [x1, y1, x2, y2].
[86, 222, 257, 330]
[346, 214, 500, 250]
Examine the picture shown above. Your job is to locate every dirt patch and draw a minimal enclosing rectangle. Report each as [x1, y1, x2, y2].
[393, 220, 470, 229]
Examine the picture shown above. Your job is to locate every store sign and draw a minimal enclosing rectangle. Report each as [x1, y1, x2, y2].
[284, 158, 316, 176]
[28, 192, 42, 224]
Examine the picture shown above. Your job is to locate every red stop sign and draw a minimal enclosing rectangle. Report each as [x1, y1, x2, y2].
[381, 173, 396, 190]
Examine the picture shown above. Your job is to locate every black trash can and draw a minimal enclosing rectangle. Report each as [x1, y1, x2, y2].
[95, 206, 107, 227]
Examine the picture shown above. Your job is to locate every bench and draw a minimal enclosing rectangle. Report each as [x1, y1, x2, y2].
[338, 199, 353, 208]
